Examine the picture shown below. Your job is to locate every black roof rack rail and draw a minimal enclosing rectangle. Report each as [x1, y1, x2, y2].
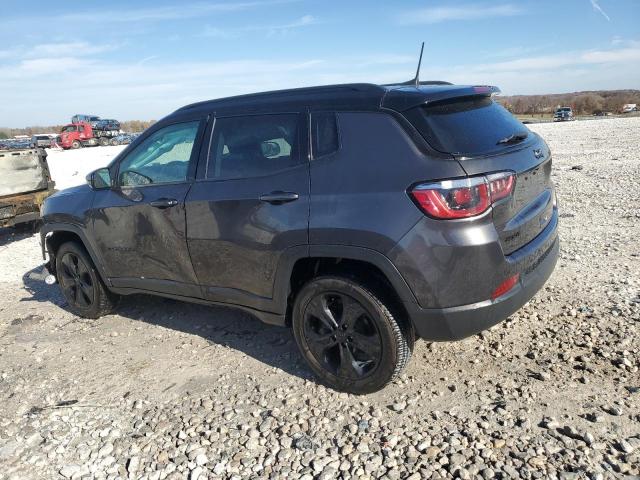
[177, 83, 384, 112]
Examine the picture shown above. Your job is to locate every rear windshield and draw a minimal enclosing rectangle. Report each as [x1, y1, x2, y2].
[405, 96, 529, 156]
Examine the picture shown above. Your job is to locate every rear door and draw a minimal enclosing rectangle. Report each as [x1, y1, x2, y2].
[405, 95, 555, 254]
[91, 116, 207, 295]
[186, 112, 309, 312]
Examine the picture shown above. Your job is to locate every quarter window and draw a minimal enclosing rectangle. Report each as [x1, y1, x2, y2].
[311, 112, 339, 158]
[118, 121, 200, 187]
[208, 114, 301, 179]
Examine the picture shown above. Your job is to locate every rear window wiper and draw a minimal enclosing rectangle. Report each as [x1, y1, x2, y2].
[496, 132, 528, 145]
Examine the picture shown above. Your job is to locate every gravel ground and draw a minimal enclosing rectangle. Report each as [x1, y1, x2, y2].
[0, 117, 639, 480]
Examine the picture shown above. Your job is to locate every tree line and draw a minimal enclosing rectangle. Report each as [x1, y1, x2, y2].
[2, 89, 639, 138]
[497, 89, 640, 115]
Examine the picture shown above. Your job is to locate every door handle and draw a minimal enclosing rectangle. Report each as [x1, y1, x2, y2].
[149, 198, 179, 209]
[259, 191, 299, 205]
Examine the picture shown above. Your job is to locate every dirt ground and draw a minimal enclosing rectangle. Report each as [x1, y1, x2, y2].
[0, 118, 638, 480]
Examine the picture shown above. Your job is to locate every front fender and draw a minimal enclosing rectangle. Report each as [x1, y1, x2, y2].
[40, 222, 110, 286]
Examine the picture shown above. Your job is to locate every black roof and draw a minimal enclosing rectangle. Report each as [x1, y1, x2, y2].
[173, 82, 500, 116]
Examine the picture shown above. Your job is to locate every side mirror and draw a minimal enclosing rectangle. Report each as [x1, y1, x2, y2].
[261, 141, 281, 158]
[87, 167, 112, 189]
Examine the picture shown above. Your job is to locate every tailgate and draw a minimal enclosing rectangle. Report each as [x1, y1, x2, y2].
[458, 135, 554, 254]
[0, 149, 48, 197]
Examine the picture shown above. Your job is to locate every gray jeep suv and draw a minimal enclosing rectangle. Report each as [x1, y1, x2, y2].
[41, 82, 559, 393]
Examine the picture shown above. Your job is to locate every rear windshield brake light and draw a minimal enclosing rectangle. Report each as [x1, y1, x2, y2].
[473, 85, 500, 95]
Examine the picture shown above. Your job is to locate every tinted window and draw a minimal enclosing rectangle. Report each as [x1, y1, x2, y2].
[311, 112, 339, 158]
[208, 114, 301, 179]
[405, 97, 528, 156]
[118, 121, 199, 186]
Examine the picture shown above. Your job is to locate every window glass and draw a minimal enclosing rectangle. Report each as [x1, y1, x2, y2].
[405, 97, 528, 156]
[208, 114, 301, 179]
[118, 121, 199, 186]
[312, 112, 339, 158]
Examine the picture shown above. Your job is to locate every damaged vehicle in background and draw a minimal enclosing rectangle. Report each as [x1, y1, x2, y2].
[0, 148, 55, 228]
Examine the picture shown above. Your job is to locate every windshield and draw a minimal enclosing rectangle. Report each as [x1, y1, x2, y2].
[405, 96, 529, 156]
[62, 125, 77, 132]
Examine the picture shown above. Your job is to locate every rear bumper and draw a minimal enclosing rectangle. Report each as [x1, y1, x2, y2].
[405, 216, 559, 341]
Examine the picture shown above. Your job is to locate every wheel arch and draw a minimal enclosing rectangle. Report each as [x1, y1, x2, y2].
[279, 245, 418, 326]
[41, 223, 110, 285]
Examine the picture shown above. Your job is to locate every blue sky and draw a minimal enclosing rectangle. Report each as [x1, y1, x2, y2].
[1, 0, 639, 126]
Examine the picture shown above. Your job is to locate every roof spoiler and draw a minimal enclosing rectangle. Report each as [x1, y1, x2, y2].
[382, 85, 501, 112]
[381, 80, 453, 86]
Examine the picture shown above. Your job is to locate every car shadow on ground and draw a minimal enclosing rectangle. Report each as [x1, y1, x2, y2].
[21, 266, 314, 382]
[0, 225, 38, 247]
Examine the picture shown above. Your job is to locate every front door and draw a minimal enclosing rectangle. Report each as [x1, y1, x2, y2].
[91, 118, 206, 296]
[186, 112, 309, 312]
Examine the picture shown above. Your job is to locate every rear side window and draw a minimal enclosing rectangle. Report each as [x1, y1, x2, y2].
[405, 97, 528, 156]
[208, 114, 301, 179]
[311, 112, 339, 158]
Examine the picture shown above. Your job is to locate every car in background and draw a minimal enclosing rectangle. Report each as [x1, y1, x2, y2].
[622, 104, 637, 113]
[95, 119, 121, 131]
[114, 134, 131, 145]
[113, 132, 141, 145]
[72, 114, 101, 125]
[553, 107, 574, 121]
[30, 135, 53, 149]
[3, 139, 31, 150]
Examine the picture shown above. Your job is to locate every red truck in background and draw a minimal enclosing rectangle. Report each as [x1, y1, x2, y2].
[59, 121, 120, 149]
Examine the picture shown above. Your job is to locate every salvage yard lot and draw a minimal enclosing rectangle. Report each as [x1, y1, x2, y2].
[0, 117, 639, 479]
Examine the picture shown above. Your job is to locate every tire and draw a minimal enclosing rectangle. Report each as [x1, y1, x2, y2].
[71, 140, 81, 149]
[110, 138, 118, 146]
[99, 137, 109, 146]
[292, 276, 414, 394]
[55, 241, 116, 319]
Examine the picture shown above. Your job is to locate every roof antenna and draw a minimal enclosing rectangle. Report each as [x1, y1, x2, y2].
[413, 42, 425, 88]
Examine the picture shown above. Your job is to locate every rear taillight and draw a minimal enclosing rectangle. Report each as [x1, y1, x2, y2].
[410, 172, 515, 219]
[486, 172, 515, 201]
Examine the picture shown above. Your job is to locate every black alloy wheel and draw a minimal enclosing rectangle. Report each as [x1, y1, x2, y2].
[302, 291, 382, 380]
[292, 276, 414, 394]
[54, 241, 116, 319]
[58, 251, 95, 309]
